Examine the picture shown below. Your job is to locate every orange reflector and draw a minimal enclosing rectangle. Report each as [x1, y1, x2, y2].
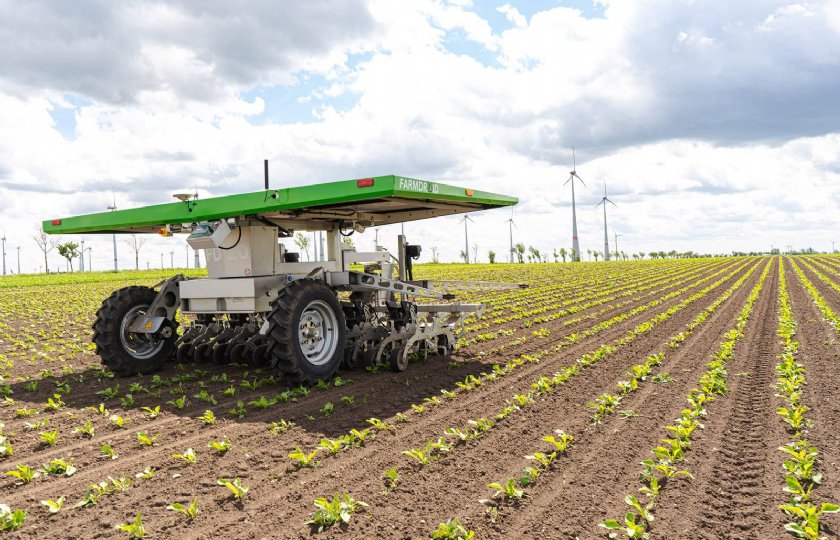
[51, 219, 61, 226]
[465, 189, 474, 196]
[158, 227, 173, 237]
[357, 178, 374, 188]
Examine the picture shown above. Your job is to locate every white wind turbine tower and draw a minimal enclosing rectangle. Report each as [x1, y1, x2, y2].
[107, 190, 118, 271]
[565, 148, 586, 262]
[595, 181, 616, 261]
[460, 215, 474, 264]
[505, 210, 516, 263]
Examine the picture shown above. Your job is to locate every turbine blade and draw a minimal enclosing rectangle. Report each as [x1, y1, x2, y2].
[575, 173, 586, 187]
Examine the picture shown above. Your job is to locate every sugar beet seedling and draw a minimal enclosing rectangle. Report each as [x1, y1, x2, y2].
[44, 174, 522, 384]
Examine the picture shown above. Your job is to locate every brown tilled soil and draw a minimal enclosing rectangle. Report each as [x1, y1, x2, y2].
[4, 257, 840, 539]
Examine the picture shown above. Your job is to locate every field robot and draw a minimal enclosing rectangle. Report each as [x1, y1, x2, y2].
[45, 175, 520, 383]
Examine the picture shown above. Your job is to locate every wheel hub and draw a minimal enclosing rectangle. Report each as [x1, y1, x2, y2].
[119, 305, 166, 360]
[297, 300, 338, 366]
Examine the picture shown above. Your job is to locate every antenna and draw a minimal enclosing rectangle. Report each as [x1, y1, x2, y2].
[460, 215, 474, 264]
[565, 147, 586, 262]
[264, 159, 269, 190]
[595, 181, 616, 261]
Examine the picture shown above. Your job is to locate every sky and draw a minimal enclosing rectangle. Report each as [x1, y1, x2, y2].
[1, 0, 839, 273]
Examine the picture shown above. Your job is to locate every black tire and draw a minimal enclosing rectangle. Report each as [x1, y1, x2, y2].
[92, 286, 177, 376]
[389, 345, 408, 372]
[436, 335, 453, 356]
[267, 279, 346, 384]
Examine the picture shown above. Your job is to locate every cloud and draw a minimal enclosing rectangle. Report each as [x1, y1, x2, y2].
[0, 0, 377, 105]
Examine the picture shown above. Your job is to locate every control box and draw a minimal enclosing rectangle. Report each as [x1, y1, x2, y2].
[187, 220, 232, 250]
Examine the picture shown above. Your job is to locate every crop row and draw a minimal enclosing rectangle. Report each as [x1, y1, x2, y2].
[601, 259, 770, 538]
[775, 259, 839, 539]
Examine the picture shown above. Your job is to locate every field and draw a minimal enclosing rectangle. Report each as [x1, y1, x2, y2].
[2, 256, 840, 539]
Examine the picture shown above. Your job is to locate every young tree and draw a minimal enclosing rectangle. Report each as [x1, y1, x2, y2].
[488, 250, 496, 264]
[528, 246, 540, 263]
[33, 227, 60, 274]
[552, 248, 558, 263]
[294, 232, 311, 261]
[431, 246, 439, 263]
[593, 251, 601, 262]
[587, 249, 593, 261]
[472, 243, 479, 264]
[559, 247, 567, 263]
[570, 248, 577, 262]
[459, 250, 468, 263]
[124, 234, 148, 270]
[57, 241, 80, 272]
[515, 243, 525, 263]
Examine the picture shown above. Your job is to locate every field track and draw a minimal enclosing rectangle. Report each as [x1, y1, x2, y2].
[1, 256, 839, 539]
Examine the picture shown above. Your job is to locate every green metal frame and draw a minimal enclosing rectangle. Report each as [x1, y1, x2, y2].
[44, 175, 517, 234]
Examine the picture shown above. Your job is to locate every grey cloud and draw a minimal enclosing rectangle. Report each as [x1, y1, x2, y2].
[494, 1, 840, 161]
[0, 0, 377, 104]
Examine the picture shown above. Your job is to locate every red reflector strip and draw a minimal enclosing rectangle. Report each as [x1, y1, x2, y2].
[465, 189, 474, 196]
[357, 178, 374, 188]
[51, 219, 61, 226]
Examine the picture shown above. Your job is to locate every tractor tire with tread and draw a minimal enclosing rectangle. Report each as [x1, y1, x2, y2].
[92, 286, 177, 376]
[267, 279, 346, 384]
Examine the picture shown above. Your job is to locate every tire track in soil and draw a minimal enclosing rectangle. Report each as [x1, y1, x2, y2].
[466, 259, 768, 540]
[784, 258, 840, 534]
[179, 261, 760, 540]
[10, 262, 751, 540]
[650, 257, 784, 540]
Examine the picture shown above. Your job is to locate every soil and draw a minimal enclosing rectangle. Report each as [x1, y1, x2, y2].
[2, 257, 839, 539]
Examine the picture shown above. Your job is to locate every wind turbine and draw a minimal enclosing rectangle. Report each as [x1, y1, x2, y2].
[107, 191, 118, 271]
[595, 181, 616, 261]
[614, 230, 622, 259]
[460, 215, 474, 264]
[565, 148, 586, 262]
[505, 210, 516, 263]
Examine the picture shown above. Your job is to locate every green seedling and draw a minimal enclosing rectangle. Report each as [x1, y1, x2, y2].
[41, 458, 76, 477]
[136, 431, 159, 447]
[5, 464, 39, 484]
[383, 468, 399, 489]
[543, 430, 574, 452]
[208, 437, 231, 454]
[97, 385, 120, 400]
[167, 498, 199, 520]
[305, 493, 368, 532]
[269, 419, 295, 434]
[320, 402, 334, 416]
[39, 430, 59, 446]
[100, 444, 119, 460]
[141, 406, 160, 419]
[197, 410, 216, 426]
[73, 420, 96, 438]
[217, 477, 248, 499]
[172, 448, 197, 463]
[115, 513, 145, 538]
[366, 417, 395, 432]
[289, 447, 320, 468]
[135, 467, 155, 479]
[40, 496, 65, 514]
[431, 518, 475, 539]
[487, 478, 525, 501]
[0, 504, 26, 532]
